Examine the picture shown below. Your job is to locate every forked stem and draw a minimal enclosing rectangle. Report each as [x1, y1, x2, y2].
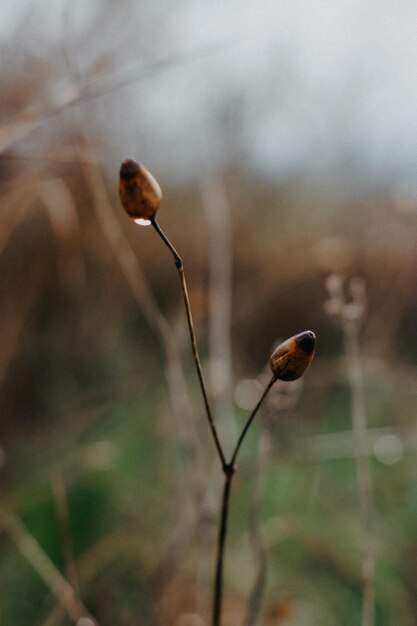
[213, 378, 276, 626]
[151, 217, 227, 468]
[151, 216, 276, 626]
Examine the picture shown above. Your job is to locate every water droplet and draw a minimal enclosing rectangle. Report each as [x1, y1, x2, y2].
[134, 218, 151, 226]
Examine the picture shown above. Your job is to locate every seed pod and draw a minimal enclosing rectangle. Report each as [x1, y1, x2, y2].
[119, 159, 162, 222]
[270, 331, 316, 381]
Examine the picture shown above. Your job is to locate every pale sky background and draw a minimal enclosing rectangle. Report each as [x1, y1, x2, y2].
[2, 0, 417, 195]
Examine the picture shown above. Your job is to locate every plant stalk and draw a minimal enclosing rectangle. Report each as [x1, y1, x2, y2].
[151, 217, 226, 468]
[213, 466, 234, 626]
[212, 378, 275, 626]
[230, 377, 276, 468]
[151, 217, 276, 626]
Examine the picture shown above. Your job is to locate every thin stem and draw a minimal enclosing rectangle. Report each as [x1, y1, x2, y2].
[213, 379, 275, 626]
[243, 430, 271, 626]
[213, 467, 234, 626]
[151, 216, 276, 626]
[80, 148, 205, 528]
[151, 217, 226, 468]
[230, 377, 276, 468]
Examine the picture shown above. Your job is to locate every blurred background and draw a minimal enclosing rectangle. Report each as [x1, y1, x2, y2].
[1, 1, 417, 624]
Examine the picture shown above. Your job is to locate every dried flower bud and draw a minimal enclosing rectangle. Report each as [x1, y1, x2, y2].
[270, 331, 316, 381]
[119, 159, 162, 223]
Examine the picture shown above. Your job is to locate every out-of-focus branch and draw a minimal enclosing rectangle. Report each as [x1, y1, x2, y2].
[343, 319, 375, 626]
[0, 509, 97, 625]
[52, 473, 80, 600]
[41, 177, 87, 294]
[0, 37, 246, 154]
[243, 429, 271, 626]
[325, 275, 375, 626]
[200, 171, 236, 452]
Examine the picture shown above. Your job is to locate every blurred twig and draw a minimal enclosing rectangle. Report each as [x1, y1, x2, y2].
[52, 472, 80, 600]
[325, 275, 376, 626]
[344, 317, 375, 626]
[200, 171, 235, 449]
[0, 508, 97, 625]
[243, 375, 303, 626]
[41, 177, 87, 294]
[0, 37, 247, 154]
[0, 145, 100, 167]
[195, 167, 236, 616]
[243, 430, 271, 626]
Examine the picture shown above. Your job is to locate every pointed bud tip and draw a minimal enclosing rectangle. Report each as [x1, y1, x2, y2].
[295, 330, 316, 355]
[270, 331, 316, 381]
[120, 159, 141, 180]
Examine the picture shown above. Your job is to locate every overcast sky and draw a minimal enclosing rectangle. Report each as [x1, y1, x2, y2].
[2, 0, 417, 193]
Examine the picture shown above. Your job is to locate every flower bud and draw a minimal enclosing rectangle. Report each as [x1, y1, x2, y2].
[270, 331, 316, 381]
[119, 159, 162, 223]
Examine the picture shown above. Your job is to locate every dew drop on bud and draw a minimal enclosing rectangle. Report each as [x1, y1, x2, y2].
[119, 159, 162, 222]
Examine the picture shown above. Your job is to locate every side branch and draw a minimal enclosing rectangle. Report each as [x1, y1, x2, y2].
[213, 378, 275, 626]
[230, 377, 276, 468]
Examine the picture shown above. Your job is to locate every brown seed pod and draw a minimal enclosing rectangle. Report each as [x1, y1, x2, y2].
[119, 159, 162, 223]
[270, 331, 316, 381]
